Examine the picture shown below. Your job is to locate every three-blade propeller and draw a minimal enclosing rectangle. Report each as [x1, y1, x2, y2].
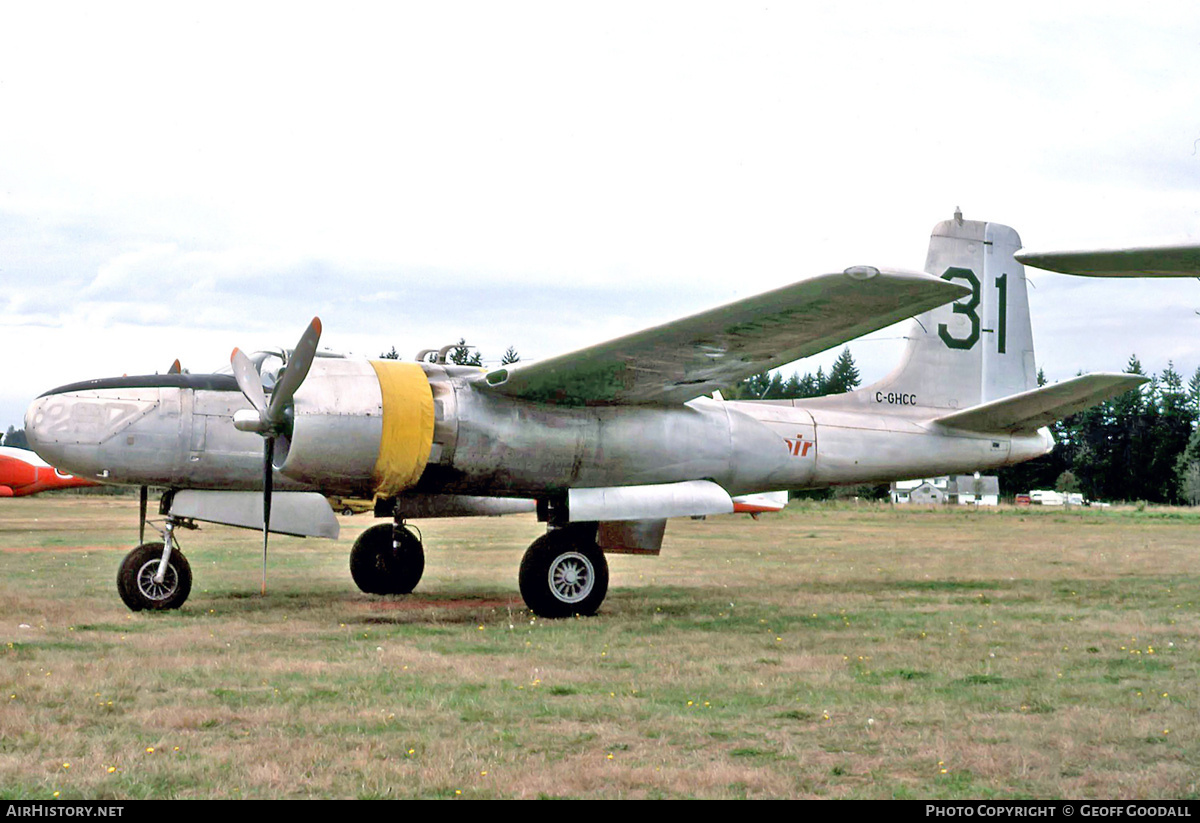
[230, 317, 322, 594]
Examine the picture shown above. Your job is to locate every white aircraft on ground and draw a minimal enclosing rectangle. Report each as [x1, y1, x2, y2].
[24, 212, 1189, 616]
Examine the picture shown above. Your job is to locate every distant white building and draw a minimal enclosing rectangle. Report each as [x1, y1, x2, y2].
[891, 475, 1000, 506]
[891, 477, 947, 505]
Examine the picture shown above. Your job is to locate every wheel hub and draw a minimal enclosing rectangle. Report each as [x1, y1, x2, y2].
[135, 560, 178, 601]
[548, 551, 594, 603]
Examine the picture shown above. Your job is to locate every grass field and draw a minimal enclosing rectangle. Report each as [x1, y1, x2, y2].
[0, 497, 1197, 799]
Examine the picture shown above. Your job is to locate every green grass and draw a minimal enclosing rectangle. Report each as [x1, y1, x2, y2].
[0, 497, 1197, 798]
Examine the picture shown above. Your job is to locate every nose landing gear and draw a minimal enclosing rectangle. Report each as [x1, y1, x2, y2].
[116, 517, 194, 611]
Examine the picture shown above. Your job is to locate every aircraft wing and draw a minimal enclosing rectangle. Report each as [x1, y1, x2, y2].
[1016, 245, 1200, 277]
[932, 373, 1148, 434]
[476, 268, 970, 406]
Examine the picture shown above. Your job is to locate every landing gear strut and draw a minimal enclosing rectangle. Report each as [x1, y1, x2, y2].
[349, 521, 425, 595]
[117, 517, 193, 611]
[519, 524, 609, 618]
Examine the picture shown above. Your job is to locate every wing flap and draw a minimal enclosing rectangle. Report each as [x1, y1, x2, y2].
[932, 373, 1148, 434]
[169, 490, 340, 539]
[1016, 245, 1200, 277]
[479, 267, 969, 405]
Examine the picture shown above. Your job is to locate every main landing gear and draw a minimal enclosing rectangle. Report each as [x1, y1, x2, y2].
[349, 522, 425, 595]
[117, 516, 195, 611]
[350, 518, 610, 618]
[519, 524, 608, 618]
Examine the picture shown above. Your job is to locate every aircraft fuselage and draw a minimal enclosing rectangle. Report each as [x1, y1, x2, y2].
[25, 360, 1052, 501]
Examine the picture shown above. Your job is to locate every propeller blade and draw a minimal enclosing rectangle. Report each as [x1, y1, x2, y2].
[267, 317, 322, 423]
[230, 347, 269, 415]
[228, 318, 322, 599]
[262, 436, 274, 596]
[168, 359, 182, 375]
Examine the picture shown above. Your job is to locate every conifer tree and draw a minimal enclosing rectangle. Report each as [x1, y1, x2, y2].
[824, 348, 861, 394]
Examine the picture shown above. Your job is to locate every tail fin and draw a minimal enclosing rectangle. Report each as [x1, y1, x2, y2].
[864, 212, 1036, 411]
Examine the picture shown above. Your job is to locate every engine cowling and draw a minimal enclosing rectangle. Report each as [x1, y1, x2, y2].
[276, 359, 435, 496]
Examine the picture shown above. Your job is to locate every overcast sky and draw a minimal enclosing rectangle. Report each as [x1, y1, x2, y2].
[3, 2, 1200, 430]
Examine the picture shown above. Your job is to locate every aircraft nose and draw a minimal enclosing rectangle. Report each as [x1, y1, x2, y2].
[24, 394, 58, 460]
[23, 376, 200, 486]
[23, 379, 168, 482]
[23, 391, 90, 472]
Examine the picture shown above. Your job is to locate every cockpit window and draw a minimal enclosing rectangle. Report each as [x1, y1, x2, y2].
[213, 348, 288, 391]
[255, 353, 286, 391]
[213, 347, 342, 381]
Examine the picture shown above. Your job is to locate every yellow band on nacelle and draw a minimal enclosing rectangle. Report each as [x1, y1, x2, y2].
[368, 360, 435, 496]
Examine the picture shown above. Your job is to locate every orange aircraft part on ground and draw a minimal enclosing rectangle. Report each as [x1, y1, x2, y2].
[0, 446, 98, 497]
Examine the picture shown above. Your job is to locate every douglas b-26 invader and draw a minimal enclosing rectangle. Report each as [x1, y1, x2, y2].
[23, 213, 1189, 616]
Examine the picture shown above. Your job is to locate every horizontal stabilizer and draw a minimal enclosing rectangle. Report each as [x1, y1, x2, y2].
[932, 373, 1148, 433]
[478, 268, 969, 405]
[1016, 245, 1200, 277]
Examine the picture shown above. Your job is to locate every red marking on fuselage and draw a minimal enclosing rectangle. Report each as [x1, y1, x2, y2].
[782, 436, 814, 457]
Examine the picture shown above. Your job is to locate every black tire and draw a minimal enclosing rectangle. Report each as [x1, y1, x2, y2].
[519, 526, 608, 618]
[349, 523, 424, 595]
[341, 507, 355, 517]
[117, 542, 192, 612]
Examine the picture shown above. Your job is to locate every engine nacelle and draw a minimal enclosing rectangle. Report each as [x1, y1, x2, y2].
[277, 359, 435, 496]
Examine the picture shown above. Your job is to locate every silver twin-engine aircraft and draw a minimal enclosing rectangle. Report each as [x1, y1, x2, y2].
[23, 213, 1175, 617]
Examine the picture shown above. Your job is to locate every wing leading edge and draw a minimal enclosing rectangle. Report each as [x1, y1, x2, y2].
[1016, 245, 1200, 277]
[477, 267, 970, 406]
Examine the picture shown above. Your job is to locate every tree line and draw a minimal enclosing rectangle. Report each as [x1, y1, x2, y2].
[380, 339, 521, 367]
[998, 357, 1200, 505]
[725, 348, 862, 400]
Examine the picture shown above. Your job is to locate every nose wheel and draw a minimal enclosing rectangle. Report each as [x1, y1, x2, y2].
[519, 525, 608, 618]
[117, 516, 194, 611]
[117, 541, 193, 611]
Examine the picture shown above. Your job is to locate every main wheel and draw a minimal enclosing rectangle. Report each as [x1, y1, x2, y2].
[519, 527, 609, 618]
[117, 542, 192, 612]
[349, 522, 424, 595]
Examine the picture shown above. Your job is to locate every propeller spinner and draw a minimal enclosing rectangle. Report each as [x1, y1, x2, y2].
[230, 317, 323, 594]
